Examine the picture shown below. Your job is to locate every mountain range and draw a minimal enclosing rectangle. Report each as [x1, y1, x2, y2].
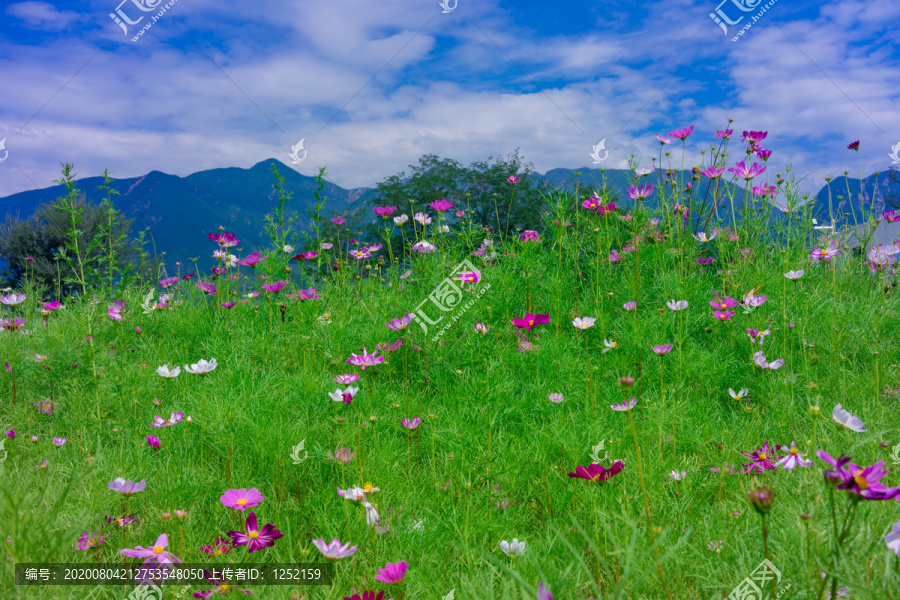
[1, 159, 897, 268]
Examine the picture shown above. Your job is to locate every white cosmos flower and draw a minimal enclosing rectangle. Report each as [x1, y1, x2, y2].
[283, 245, 295, 253]
[393, 214, 409, 226]
[157, 364, 181, 378]
[572, 317, 596, 329]
[693, 232, 716, 243]
[500, 538, 527, 557]
[832, 404, 868, 432]
[363, 501, 380, 526]
[728, 387, 749, 401]
[328, 386, 359, 403]
[784, 270, 805, 280]
[666, 299, 688, 311]
[668, 470, 686, 481]
[184, 358, 218, 374]
[602, 339, 618, 353]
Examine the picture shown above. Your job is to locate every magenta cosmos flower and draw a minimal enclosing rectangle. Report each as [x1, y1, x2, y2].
[728, 160, 766, 180]
[652, 344, 673, 354]
[742, 130, 767, 143]
[208, 232, 239, 247]
[146, 435, 160, 449]
[611, 397, 637, 411]
[120, 533, 181, 564]
[459, 271, 481, 284]
[312, 538, 357, 559]
[700, 166, 725, 179]
[235, 251, 268, 267]
[220, 488, 265, 511]
[817, 450, 900, 500]
[262, 281, 287, 293]
[386, 313, 414, 330]
[507, 175, 520, 184]
[159, 276, 178, 288]
[347, 348, 384, 370]
[710, 296, 738, 310]
[334, 373, 361, 384]
[740, 442, 779, 473]
[195, 281, 217, 295]
[109, 478, 146, 496]
[568, 461, 624, 482]
[627, 184, 654, 200]
[429, 199, 453, 213]
[847, 140, 860, 150]
[520, 230, 540, 243]
[713, 310, 735, 321]
[669, 125, 694, 140]
[374, 560, 409, 584]
[811, 242, 842, 262]
[374, 206, 397, 217]
[511, 313, 549, 330]
[402, 417, 422, 430]
[227, 511, 283, 553]
[331, 216, 346, 225]
[883, 210, 899, 223]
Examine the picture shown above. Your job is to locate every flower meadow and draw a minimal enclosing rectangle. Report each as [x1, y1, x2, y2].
[3, 129, 900, 600]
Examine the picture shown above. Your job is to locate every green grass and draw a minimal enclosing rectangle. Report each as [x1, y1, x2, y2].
[2, 203, 900, 600]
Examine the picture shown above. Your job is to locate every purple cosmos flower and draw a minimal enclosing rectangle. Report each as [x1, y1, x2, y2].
[597, 201, 617, 215]
[609, 249, 621, 262]
[334, 373, 361, 384]
[652, 344, 673, 355]
[220, 488, 265, 511]
[109, 478, 146, 495]
[511, 313, 550, 330]
[227, 511, 283, 553]
[374, 560, 409, 584]
[582, 197, 600, 210]
[4, 429, 13, 438]
[159, 277, 178, 288]
[728, 160, 766, 180]
[520, 230, 540, 243]
[754, 148, 773, 161]
[429, 199, 453, 213]
[742, 130, 767, 143]
[774, 442, 811, 470]
[611, 397, 637, 411]
[331, 216, 346, 225]
[52, 437, 66, 447]
[195, 281, 217, 295]
[312, 538, 357, 559]
[623, 301, 636, 311]
[374, 206, 397, 217]
[402, 417, 422, 430]
[200, 538, 233, 557]
[886, 522, 900, 557]
[710, 296, 738, 309]
[568, 461, 624, 481]
[712, 310, 734, 321]
[740, 442, 779, 473]
[344, 592, 385, 600]
[347, 348, 384, 370]
[235, 251, 268, 267]
[669, 125, 694, 140]
[76, 530, 110, 550]
[627, 184, 654, 200]
[883, 210, 899, 223]
[817, 450, 900, 500]
[146, 435, 160, 449]
[696, 257, 715, 265]
[208, 232, 240, 247]
[386, 313, 414, 330]
[120, 533, 181, 564]
[538, 582, 554, 600]
[847, 140, 860, 150]
[741, 294, 767, 308]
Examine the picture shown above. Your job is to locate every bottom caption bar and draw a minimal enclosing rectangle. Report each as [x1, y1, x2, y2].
[15, 563, 333, 585]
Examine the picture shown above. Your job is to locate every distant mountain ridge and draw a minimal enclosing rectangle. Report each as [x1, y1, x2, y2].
[1, 160, 897, 268]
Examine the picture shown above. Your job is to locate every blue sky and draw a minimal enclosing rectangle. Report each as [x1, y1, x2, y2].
[1, 0, 899, 200]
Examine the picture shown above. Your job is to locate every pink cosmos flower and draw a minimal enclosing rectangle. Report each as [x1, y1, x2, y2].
[474, 322, 489, 334]
[520, 230, 540, 243]
[120, 533, 181, 565]
[235, 251, 268, 267]
[227, 511, 283, 553]
[713, 310, 735, 321]
[623, 301, 636, 311]
[507, 175, 520, 184]
[656, 134, 672, 145]
[627, 184, 654, 200]
[568, 461, 624, 481]
[728, 160, 766, 180]
[634, 166, 654, 177]
[811, 242, 842, 262]
[742, 131, 767, 143]
[76, 530, 110, 550]
[374, 206, 397, 217]
[146, 435, 160, 449]
[652, 344, 673, 354]
[150, 412, 184, 428]
[221, 302, 236, 309]
[429, 199, 453, 213]
[208, 232, 239, 247]
[754, 148, 773, 161]
[159, 277, 178, 288]
[548, 393, 564, 403]
[847, 140, 860, 150]
[108, 478, 146, 496]
[34, 400, 56, 414]
[327, 447, 356, 463]
[511, 313, 550, 330]
[386, 313, 414, 330]
[752, 184, 778, 198]
[700, 166, 725, 179]
[411, 241, 435, 254]
[459, 271, 481, 284]
[107, 300, 124, 321]
[262, 281, 287, 294]
[374, 561, 409, 584]
[746, 328, 771, 346]
[455, 209, 466, 217]
[331, 216, 346, 225]
[609, 249, 621, 262]
[582, 197, 600, 210]
[715, 129, 733, 139]
[710, 296, 738, 309]
[43, 300, 63, 311]
[669, 125, 694, 140]
[312, 538, 357, 559]
[740, 442, 779, 474]
[347, 348, 384, 370]
[597, 201, 617, 215]
[610, 397, 637, 411]
[753, 351, 784, 370]
[402, 417, 421, 430]
[220, 488, 265, 511]
[883, 210, 899, 223]
[52, 437, 66, 447]
[334, 374, 361, 384]
[195, 281, 217, 295]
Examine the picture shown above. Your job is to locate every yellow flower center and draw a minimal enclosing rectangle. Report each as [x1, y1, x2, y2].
[790, 447, 799, 455]
[248, 531, 259, 540]
[220, 584, 230, 592]
[759, 453, 767, 460]
[237, 498, 247, 506]
[214, 549, 223, 556]
[853, 469, 868, 490]
[363, 483, 373, 491]
[152, 545, 164, 555]
[528, 320, 534, 327]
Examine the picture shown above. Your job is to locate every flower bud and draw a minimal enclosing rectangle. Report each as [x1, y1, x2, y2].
[747, 487, 774, 515]
[808, 405, 820, 416]
[823, 469, 843, 488]
[619, 376, 635, 387]
[161, 512, 172, 521]
[175, 510, 187, 520]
